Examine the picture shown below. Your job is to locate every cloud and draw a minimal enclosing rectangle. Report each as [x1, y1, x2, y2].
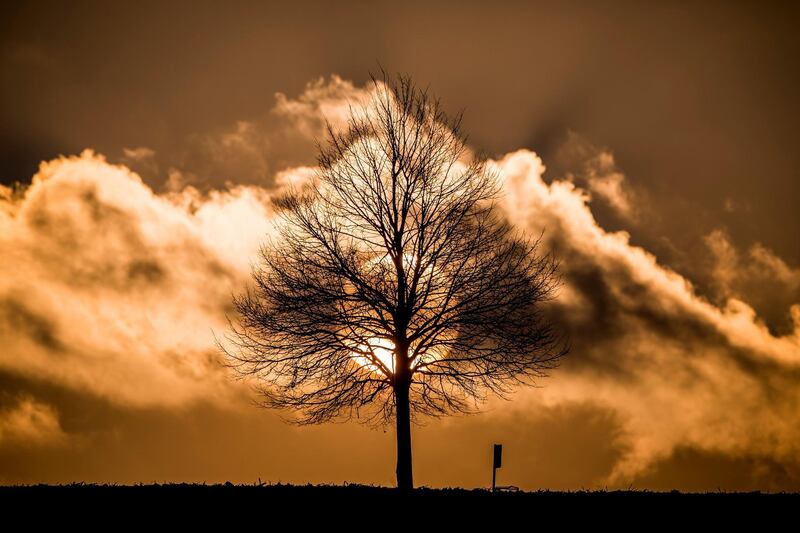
[495, 149, 800, 482]
[273, 75, 379, 139]
[121, 146, 159, 180]
[0, 396, 66, 448]
[587, 165, 632, 218]
[137, 75, 381, 191]
[704, 229, 800, 334]
[0, 151, 280, 408]
[122, 146, 156, 162]
[554, 132, 637, 219]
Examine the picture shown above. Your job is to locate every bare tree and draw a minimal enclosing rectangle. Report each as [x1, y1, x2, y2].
[224, 73, 566, 490]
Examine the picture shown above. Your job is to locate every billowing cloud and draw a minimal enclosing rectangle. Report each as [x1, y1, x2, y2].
[272, 75, 379, 139]
[495, 150, 800, 482]
[0, 151, 278, 407]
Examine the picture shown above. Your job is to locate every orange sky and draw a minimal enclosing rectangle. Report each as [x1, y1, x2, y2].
[1, 1, 799, 490]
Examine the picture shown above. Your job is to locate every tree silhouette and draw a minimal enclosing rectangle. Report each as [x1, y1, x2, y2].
[224, 74, 567, 490]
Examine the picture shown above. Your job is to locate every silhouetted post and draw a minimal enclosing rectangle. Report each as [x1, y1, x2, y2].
[492, 443, 502, 492]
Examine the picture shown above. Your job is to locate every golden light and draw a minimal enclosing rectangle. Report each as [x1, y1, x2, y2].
[349, 254, 447, 377]
[351, 336, 449, 377]
[353, 337, 396, 376]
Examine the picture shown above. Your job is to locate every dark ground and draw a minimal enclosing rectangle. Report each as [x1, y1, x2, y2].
[0, 483, 796, 526]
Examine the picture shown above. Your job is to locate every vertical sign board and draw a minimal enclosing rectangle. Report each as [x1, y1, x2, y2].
[492, 443, 502, 492]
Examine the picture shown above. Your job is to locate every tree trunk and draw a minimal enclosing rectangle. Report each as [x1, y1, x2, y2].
[394, 380, 414, 490]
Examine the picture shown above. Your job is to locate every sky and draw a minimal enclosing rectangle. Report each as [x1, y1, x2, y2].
[1, 0, 799, 490]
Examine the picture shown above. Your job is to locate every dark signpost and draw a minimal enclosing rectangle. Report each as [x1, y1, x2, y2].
[492, 444, 502, 492]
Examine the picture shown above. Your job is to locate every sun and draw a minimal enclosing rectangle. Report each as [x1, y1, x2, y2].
[351, 336, 448, 377]
[352, 337, 396, 376]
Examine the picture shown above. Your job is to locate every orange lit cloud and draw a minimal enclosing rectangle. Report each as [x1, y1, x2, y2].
[272, 75, 380, 138]
[0, 152, 278, 408]
[704, 229, 800, 333]
[496, 150, 800, 482]
[554, 132, 638, 220]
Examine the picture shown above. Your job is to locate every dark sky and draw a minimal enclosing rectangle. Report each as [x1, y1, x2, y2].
[1, 1, 799, 490]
